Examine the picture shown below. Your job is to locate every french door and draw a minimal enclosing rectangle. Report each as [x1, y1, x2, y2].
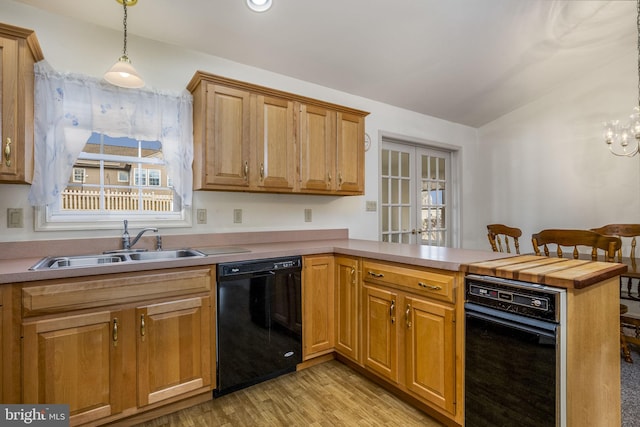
[380, 141, 452, 246]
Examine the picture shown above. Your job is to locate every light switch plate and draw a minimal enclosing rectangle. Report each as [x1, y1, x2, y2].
[7, 208, 23, 228]
[365, 201, 377, 212]
[233, 209, 243, 224]
[197, 209, 207, 224]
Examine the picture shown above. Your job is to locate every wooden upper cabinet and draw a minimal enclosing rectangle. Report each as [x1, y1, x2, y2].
[299, 104, 336, 193]
[254, 95, 296, 191]
[336, 112, 365, 194]
[0, 23, 44, 184]
[188, 71, 368, 195]
[202, 84, 251, 188]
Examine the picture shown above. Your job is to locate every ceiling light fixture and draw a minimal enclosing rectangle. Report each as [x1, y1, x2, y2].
[246, 0, 272, 13]
[104, 0, 144, 89]
[603, 0, 640, 156]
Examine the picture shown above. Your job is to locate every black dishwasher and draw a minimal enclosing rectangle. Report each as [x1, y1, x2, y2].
[215, 256, 302, 396]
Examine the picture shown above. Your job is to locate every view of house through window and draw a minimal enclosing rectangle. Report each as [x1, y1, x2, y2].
[59, 133, 179, 214]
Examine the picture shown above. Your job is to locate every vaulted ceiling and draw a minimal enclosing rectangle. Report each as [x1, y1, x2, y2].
[12, 0, 636, 127]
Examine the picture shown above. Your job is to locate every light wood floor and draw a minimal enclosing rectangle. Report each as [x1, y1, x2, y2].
[134, 360, 444, 426]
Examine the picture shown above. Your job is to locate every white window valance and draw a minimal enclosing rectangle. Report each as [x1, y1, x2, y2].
[28, 60, 194, 207]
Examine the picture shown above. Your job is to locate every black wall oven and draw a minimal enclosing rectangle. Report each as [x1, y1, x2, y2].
[216, 256, 302, 396]
[465, 275, 566, 427]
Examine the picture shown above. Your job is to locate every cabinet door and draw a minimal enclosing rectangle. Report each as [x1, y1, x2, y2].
[255, 95, 296, 191]
[299, 104, 336, 192]
[204, 83, 251, 188]
[137, 296, 212, 407]
[404, 295, 455, 414]
[336, 112, 364, 194]
[302, 255, 335, 359]
[335, 256, 360, 361]
[362, 283, 398, 382]
[22, 310, 124, 425]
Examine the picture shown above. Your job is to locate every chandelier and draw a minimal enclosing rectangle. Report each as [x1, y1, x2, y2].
[603, 0, 640, 157]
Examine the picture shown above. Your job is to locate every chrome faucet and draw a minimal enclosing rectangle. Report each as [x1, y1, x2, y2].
[122, 220, 159, 251]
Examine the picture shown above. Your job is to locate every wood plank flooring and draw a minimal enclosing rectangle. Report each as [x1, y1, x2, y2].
[134, 360, 444, 426]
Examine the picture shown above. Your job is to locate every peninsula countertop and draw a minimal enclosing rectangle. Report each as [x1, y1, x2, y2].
[0, 229, 627, 288]
[0, 237, 513, 284]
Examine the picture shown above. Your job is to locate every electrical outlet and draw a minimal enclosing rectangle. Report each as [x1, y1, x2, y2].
[233, 209, 243, 224]
[365, 201, 377, 212]
[197, 209, 207, 224]
[304, 208, 312, 222]
[7, 208, 23, 228]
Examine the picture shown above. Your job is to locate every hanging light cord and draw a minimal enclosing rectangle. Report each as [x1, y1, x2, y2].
[122, 0, 128, 57]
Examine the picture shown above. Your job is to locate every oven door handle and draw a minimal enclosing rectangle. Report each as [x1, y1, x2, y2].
[465, 306, 557, 339]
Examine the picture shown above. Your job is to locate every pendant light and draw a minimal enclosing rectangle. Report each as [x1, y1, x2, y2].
[104, 0, 144, 88]
[246, 0, 273, 12]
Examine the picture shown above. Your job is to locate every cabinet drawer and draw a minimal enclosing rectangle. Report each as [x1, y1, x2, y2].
[362, 260, 455, 303]
[22, 267, 212, 317]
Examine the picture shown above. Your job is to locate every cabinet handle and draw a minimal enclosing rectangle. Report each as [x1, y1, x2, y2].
[260, 163, 264, 180]
[418, 282, 442, 291]
[350, 267, 356, 285]
[140, 314, 146, 340]
[338, 172, 343, 186]
[390, 299, 396, 324]
[243, 161, 249, 181]
[4, 138, 11, 167]
[328, 172, 332, 183]
[112, 318, 118, 347]
[367, 271, 384, 278]
[406, 304, 412, 329]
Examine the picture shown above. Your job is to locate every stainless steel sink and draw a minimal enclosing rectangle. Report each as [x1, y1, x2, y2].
[29, 249, 206, 270]
[30, 254, 129, 270]
[127, 249, 206, 261]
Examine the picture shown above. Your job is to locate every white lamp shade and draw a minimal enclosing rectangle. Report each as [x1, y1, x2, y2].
[104, 56, 144, 89]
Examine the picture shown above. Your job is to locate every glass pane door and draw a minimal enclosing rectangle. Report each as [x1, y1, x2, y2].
[380, 140, 452, 247]
[418, 148, 450, 246]
[380, 143, 414, 243]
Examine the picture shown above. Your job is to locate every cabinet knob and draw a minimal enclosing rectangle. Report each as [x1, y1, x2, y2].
[390, 299, 396, 324]
[4, 137, 11, 167]
[406, 305, 412, 329]
[112, 318, 119, 347]
[140, 314, 146, 340]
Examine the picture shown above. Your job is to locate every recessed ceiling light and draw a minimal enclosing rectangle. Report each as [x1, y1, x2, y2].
[246, 0, 272, 12]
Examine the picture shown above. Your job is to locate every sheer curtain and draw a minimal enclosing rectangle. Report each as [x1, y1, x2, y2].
[28, 60, 194, 207]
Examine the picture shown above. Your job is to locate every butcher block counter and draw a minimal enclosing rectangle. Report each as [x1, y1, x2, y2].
[463, 254, 627, 289]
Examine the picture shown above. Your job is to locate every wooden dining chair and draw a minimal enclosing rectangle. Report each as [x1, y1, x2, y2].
[531, 228, 629, 361]
[531, 229, 620, 262]
[487, 224, 522, 254]
[591, 224, 640, 363]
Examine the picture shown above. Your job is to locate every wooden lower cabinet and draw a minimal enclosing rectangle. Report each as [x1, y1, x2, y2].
[20, 267, 214, 426]
[137, 297, 212, 407]
[23, 310, 125, 425]
[362, 283, 398, 382]
[334, 256, 360, 362]
[302, 255, 335, 359]
[404, 295, 455, 414]
[361, 259, 459, 420]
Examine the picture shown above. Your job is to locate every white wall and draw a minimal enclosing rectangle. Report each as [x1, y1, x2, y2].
[477, 51, 639, 252]
[0, 1, 480, 245]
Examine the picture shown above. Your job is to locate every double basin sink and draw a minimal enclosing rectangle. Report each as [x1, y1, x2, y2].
[30, 249, 207, 270]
